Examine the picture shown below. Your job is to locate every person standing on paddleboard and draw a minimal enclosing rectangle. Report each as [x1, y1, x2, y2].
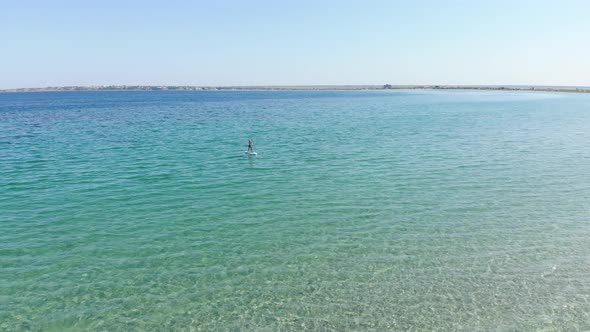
[248, 139, 254, 152]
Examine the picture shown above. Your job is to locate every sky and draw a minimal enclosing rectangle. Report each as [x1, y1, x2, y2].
[1, 0, 589, 88]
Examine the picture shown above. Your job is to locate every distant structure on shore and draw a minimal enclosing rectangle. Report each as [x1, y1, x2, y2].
[1, 85, 589, 94]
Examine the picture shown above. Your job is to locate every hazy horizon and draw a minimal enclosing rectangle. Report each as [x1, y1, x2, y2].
[4, 84, 590, 91]
[2, 0, 589, 89]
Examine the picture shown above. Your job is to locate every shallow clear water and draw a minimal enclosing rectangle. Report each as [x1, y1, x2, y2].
[2, 90, 590, 331]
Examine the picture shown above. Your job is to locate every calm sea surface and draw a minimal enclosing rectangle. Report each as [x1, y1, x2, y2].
[2, 90, 590, 331]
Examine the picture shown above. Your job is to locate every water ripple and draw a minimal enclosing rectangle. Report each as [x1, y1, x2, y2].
[1, 90, 590, 330]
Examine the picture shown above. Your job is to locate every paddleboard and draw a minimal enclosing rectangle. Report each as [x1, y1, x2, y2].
[245, 151, 257, 156]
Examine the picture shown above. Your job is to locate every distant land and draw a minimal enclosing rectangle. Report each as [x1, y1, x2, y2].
[1, 85, 589, 93]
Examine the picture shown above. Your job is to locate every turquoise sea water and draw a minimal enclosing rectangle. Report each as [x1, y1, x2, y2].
[2, 90, 590, 331]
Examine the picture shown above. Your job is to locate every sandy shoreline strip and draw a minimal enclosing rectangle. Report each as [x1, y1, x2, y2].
[1, 85, 589, 94]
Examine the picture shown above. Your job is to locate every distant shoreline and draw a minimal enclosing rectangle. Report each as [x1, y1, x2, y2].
[1, 85, 589, 94]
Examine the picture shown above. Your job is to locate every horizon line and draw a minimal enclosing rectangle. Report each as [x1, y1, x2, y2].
[2, 84, 590, 94]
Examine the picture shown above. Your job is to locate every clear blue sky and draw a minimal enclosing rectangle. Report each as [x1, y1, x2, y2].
[2, 0, 589, 88]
